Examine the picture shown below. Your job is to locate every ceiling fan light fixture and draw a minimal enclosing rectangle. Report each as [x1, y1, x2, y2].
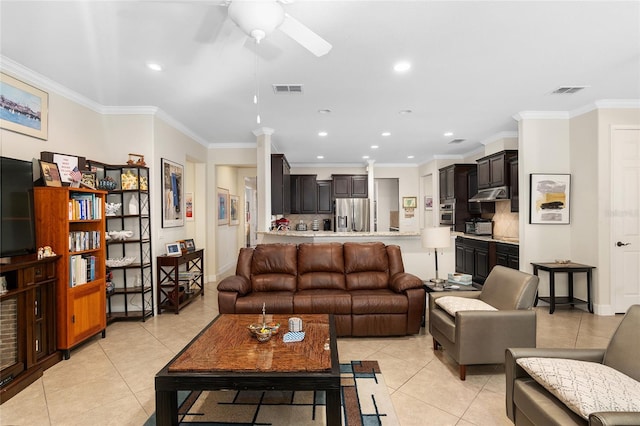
[228, 1, 285, 41]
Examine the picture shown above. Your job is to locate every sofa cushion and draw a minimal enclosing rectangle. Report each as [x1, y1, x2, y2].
[251, 244, 298, 292]
[344, 242, 389, 290]
[351, 289, 408, 314]
[297, 243, 346, 290]
[293, 290, 352, 314]
[516, 357, 640, 420]
[234, 291, 294, 314]
[435, 296, 497, 317]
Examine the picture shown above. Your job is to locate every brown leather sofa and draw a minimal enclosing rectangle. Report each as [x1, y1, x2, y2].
[217, 242, 425, 336]
[506, 304, 640, 426]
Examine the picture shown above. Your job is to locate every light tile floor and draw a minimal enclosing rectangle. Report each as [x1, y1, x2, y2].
[0, 282, 624, 426]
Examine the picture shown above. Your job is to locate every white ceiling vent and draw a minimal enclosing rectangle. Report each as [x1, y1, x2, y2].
[448, 138, 466, 144]
[272, 84, 303, 94]
[551, 86, 587, 94]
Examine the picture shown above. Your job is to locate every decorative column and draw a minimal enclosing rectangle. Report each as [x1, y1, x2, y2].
[253, 127, 275, 233]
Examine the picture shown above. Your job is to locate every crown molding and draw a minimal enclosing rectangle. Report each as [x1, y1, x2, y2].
[480, 131, 518, 145]
[513, 111, 571, 121]
[154, 109, 209, 147]
[252, 127, 275, 136]
[209, 143, 257, 149]
[290, 162, 367, 168]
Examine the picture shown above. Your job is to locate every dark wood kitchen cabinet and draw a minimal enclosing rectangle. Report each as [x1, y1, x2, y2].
[271, 154, 290, 215]
[332, 175, 368, 198]
[455, 237, 496, 285]
[509, 158, 519, 212]
[290, 175, 318, 214]
[468, 169, 495, 215]
[496, 243, 520, 270]
[316, 180, 332, 213]
[477, 150, 517, 189]
[438, 164, 477, 232]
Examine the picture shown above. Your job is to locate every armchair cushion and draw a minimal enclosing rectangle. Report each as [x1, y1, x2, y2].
[434, 296, 497, 316]
[516, 357, 640, 420]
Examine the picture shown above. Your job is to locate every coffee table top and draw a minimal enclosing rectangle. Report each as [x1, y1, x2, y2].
[167, 314, 333, 373]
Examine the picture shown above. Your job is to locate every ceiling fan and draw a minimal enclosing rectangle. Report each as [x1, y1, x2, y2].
[222, 0, 332, 57]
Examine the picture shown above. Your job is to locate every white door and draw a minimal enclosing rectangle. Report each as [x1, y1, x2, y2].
[611, 126, 640, 313]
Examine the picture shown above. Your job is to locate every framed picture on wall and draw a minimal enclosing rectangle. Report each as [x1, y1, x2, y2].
[529, 173, 571, 224]
[185, 192, 194, 221]
[161, 158, 184, 228]
[0, 72, 49, 140]
[217, 187, 229, 226]
[229, 195, 239, 226]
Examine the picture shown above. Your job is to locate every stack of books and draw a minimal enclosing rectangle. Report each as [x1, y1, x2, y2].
[447, 273, 473, 285]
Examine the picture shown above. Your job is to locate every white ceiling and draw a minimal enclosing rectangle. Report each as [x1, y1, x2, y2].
[1, 1, 639, 166]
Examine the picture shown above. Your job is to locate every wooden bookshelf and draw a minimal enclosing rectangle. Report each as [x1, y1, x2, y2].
[34, 187, 107, 359]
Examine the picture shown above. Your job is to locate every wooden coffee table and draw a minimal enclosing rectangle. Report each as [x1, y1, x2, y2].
[155, 314, 340, 426]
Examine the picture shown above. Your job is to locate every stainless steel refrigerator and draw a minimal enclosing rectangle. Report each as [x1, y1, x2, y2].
[335, 198, 370, 232]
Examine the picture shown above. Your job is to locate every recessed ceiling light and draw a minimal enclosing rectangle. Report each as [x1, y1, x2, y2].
[381, 132, 391, 137]
[399, 109, 412, 115]
[146, 62, 163, 71]
[318, 131, 328, 137]
[371, 145, 379, 149]
[407, 155, 415, 159]
[317, 155, 324, 159]
[362, 155, 370, 159]
[317, 109, 331, 114]
[394, 61, 411, 72]
[444, 132, 454, 137]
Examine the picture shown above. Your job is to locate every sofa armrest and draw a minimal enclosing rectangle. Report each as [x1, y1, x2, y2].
[589, 412, 640, 426]
[217, 275, 251, 296]
[389, 272, 423, 293]
[505, 347, 606, 421]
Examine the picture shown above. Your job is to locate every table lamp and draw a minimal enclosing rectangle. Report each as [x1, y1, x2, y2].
[422, 226, 451, 286]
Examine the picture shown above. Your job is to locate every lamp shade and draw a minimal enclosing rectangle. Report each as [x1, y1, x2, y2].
[422, 226, 451, 249]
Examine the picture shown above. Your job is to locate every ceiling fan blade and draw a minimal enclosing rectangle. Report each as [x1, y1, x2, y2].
[278, 13, 332, 57]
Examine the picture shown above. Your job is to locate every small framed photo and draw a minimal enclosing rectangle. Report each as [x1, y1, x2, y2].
[178, 240, 187, 254]
[402, 196, 417, 209]
[184, 238, 196, 252]
[80, 172, 96, 189]
[39, 160, 62, 187]
[165, 242, 181, 256]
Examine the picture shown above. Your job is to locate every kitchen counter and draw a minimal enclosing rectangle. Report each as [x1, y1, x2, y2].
[452, 232, 519, 246]
[260, 230, 420, 238]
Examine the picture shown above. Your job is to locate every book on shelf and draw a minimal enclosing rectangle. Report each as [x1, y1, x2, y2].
[69, 254, 97, 287]
[68, 193, 102, 220]
[69, 231, 101, 252]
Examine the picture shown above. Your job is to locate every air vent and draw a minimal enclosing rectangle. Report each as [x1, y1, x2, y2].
[448, 138, 466, 144]
[552, 86, 587, 94]
[272, 84, 303, 94]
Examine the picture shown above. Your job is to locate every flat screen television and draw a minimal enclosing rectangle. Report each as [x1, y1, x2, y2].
[1, 157, 37, 260]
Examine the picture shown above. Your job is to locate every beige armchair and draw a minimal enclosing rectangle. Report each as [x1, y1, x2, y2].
[428, 265, 539, 380]
[506, 304, 640, 425]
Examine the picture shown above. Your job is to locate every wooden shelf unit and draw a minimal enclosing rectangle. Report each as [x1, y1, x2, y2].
[157, 249, 204, 314]
[34, 187, 107, 359]
[0, 256, 61, 404]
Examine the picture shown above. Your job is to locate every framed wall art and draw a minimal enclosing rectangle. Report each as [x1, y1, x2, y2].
[185, 192, 194, 221]
[402, 196, 417, 209]
[217, 187, 229, 226]
[229, 195, 239, 226]
[161, 158, 184, 228]
[529, 173, 571, 224]
[38, 160, 62, 187]
[0, 72, 49, 140]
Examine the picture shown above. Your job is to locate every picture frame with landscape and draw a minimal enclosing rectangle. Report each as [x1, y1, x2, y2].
[0, 72, 49, 140]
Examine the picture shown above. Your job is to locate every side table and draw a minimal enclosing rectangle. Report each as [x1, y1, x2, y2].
[531, 262, 595, 314]
[157, 249, 205, 314]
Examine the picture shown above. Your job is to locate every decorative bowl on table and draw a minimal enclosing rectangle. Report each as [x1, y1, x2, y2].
[105, 257, 136, 268]
[248, 324, 273, 342]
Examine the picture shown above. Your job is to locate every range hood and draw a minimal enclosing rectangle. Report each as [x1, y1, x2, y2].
[469, 186, 510, 202]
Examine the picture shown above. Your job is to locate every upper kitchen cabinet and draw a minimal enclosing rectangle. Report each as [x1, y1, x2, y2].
[468, 169, 495, 215]
[316, 180, 333, 214]
[271, 154, 290, 215]
[477, 150, 517, 190]
[509, 158, 519, 212]
[332, 175, 368, 198]
[438, 164, 477, 232]
[290, 174, 318, 214]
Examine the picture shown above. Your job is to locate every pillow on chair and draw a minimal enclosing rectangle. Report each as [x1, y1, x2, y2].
[516, 357, 640, 420]
[434, 296, 497, 316]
